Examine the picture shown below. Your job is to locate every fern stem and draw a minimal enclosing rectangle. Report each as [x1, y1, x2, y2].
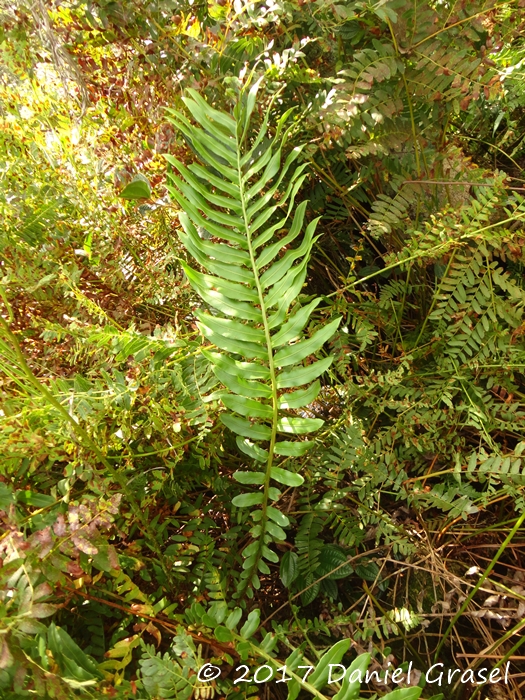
[235, 128, 279, 592]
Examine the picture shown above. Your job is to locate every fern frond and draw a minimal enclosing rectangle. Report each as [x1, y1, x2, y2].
[368, 183, 421, 238]
[139, 642, 193, 699]
[165, 82, 340, 597]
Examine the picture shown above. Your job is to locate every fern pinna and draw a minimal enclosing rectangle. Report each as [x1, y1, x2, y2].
[165, 81, 340, 597]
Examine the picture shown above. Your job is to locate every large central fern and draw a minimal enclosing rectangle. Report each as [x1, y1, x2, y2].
[165, 81, 340, 597]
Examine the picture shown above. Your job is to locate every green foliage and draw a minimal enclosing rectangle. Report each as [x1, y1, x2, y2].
[2, 1, 525, 698]
[138, 642, 193, 700]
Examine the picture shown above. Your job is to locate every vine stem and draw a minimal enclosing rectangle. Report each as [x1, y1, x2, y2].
[326, 208, 525, 300]
[410, 3, 510, 50]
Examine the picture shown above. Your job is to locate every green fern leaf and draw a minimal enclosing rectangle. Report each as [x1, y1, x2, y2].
[165, 81, 340, 597]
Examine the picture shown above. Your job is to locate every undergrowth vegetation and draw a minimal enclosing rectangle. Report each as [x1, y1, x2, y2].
[1, 0, 525, 698]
